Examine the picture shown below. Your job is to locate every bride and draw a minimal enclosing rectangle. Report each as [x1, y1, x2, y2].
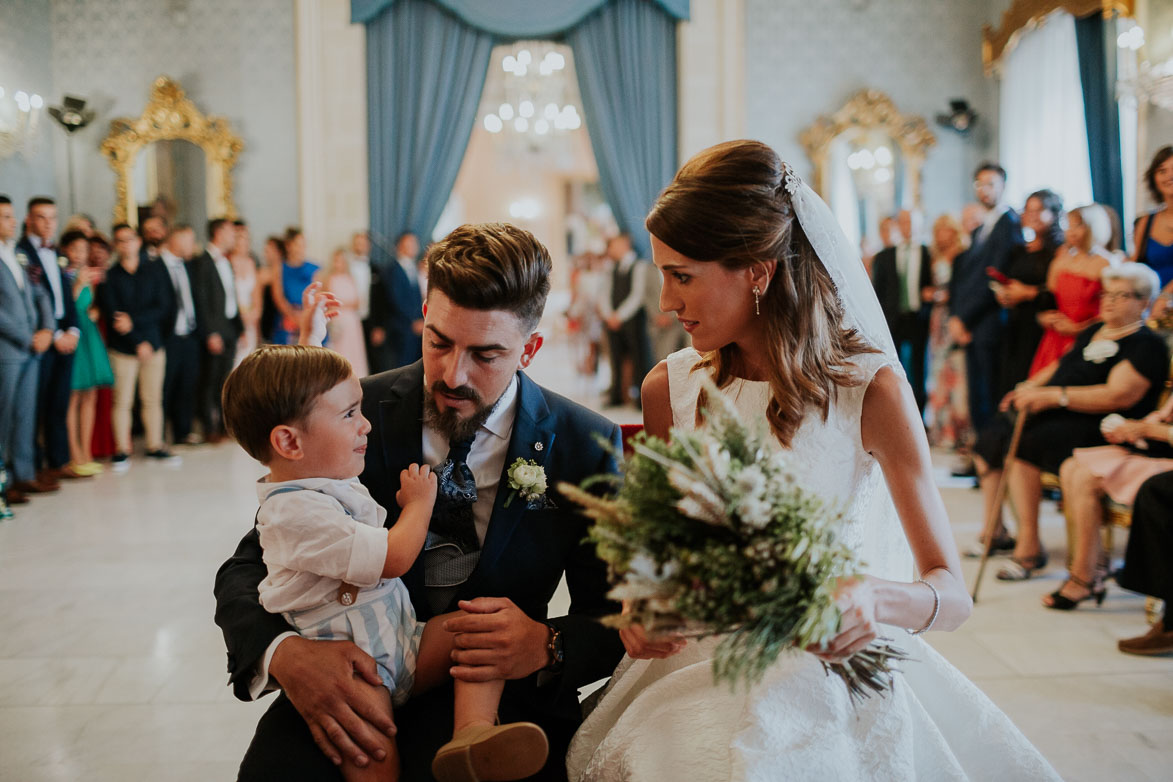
[566, 141, 1060, 781]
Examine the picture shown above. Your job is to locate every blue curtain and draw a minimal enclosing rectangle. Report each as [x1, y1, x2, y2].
[365, 0, 493, 254]
[353, 0, 689, 35]
[569, 0, 678, 257]
[1074, 13, 1124, 229]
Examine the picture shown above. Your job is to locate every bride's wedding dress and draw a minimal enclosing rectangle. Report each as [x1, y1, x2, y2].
[566, 347, 1061, 781]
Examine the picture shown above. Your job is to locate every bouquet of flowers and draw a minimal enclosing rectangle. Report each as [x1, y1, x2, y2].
[560, 385, 909, 702]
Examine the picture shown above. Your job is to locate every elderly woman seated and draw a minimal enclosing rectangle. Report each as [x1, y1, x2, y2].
[1048, 393, 1173, 609]
[972, 263, 1171, 581]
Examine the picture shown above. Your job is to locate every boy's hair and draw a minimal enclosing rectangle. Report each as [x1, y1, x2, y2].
[222, 345, 353, 463]
[425, 222, 551, 331]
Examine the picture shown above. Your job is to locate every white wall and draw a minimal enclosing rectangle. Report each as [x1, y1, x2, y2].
[46, 0, 298, 242]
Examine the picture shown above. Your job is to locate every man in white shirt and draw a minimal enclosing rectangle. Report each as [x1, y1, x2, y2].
[0, 195, 55, 505]
[160, 225, 201, 446]
[190, 218, 242, 443]
[600, 233, 653, 408]
[348, 231, 373, 322]
[16, 197, 81, 483]
[870, 210, 932, 412]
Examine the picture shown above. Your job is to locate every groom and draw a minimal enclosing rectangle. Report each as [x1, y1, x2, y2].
[214, 222, 625, 780]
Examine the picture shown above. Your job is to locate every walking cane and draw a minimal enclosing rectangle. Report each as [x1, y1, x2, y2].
[971, 409, 1028, 602]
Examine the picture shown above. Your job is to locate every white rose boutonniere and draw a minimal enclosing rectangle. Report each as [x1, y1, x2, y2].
[1083, 340, 1119, 364]
[504, 457, 554, 509]
[15, 252, 29, 268]
[57, 255, 69, 270]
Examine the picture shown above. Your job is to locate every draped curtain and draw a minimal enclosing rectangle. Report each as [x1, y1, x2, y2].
[355, 0, 686, 258]
[999, 10, 1094, 212]
[1074, 13, 1125, 239]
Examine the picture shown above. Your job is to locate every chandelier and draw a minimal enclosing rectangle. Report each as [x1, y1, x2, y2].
[0, 86, 44, 160]
[480, 41, 583, 153]
[1116, 21, 1173, 113]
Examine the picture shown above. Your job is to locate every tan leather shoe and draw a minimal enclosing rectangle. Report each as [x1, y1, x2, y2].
[14, 478, 59, 494]
[6, 489, 29, 504]
[1118, 623, 1173, 656]
[432, 722, 548, 782]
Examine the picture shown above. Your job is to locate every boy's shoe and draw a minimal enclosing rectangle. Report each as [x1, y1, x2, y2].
[432, 722, 549, 782]
[111, 453, 131, 474]
[145, 449, 182, 466]
[1118, 624, 1173, 656]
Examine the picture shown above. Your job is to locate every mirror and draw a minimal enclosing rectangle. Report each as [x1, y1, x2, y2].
[101, 76, 242, 227]
[800, 89, 935, 255]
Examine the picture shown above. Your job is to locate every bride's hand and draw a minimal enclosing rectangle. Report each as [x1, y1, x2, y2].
[806, 576, 879, 662]
[619, 623, 687, 659]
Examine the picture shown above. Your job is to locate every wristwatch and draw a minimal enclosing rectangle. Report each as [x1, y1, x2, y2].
[544, 622, 564, 674]
[1058, 387, 1069, 408]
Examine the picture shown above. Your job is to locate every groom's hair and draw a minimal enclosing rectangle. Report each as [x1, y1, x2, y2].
[222, 345, 353, 463]
[425, 222, 551, 331]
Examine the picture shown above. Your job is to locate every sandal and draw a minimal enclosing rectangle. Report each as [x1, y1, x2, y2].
[1042, 575, 1106, 611]
[963, 533, 1017, 559]
[996, 551, 1048, 581]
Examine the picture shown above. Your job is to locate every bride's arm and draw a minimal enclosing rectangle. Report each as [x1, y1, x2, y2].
[859, 366, 971, 632]
[641, 360, 672, 440]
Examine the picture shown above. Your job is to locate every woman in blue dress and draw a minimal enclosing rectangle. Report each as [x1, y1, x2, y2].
[270, 227, 320, 345]
[1134, 146, 1173, 328]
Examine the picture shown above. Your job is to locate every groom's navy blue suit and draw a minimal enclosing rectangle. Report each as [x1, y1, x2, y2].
[214, 361, 625, 781]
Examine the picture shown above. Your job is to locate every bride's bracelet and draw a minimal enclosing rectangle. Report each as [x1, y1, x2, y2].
[906, 578, 940, 636]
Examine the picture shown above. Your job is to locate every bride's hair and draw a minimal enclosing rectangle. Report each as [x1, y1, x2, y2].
[646, 139, 877, 447]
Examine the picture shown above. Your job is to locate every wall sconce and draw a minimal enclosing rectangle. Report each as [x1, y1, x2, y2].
[936, 99, 978, 136]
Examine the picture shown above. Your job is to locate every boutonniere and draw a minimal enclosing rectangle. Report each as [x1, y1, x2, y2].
[57, 255, 69, 270]
[504, 457, 554, 509]
[1083, 340, 1119, 364]
[16, 252, 28, 267]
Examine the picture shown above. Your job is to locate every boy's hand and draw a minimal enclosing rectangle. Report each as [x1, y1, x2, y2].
[396, 463, 437, 511]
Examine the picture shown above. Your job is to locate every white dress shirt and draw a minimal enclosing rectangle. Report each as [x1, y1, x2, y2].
[349, 254, 372, 319]
[602, 252, 647, 322]
[896, 243, 921, 313]
[161, 249, 197, 336]
[397, 254, 419, 287]
[249, 376, 522, 699]
[29, 234, 64, 320]
[209, 244, 239, 319]
[0, 238, 23, 291]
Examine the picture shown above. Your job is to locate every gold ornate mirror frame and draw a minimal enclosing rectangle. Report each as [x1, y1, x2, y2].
[982, 0, 1135, 76]
[799, 89, 936, 210]
[100, 76, 243, 227]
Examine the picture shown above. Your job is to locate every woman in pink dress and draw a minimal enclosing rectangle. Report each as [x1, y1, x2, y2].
[320, 249, 369, 377]
[1029, 205, 1114, 377]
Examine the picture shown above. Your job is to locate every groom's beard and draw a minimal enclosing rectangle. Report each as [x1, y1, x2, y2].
[424, 381, 495, 442]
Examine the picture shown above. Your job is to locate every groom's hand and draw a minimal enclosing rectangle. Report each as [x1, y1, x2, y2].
[269, 636, 394, 768]
[445, 598, 549, 681]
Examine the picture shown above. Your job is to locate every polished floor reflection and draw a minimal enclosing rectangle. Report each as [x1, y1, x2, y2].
[1, 338, 1170, 781]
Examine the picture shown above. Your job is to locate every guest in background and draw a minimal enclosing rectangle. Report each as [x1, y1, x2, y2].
[259, 235, 285, 344]
[191, 218, 242, 444]
[973, 264, 1169, 581]
[17, 197, 80, 483]
[1029, 204, 1113, 376]
[160, 225, 202, 446]
[925, 214, 970, 451]
[643, 252, 688, 363]
[86, 234, 116, 460]
[97, 224, 174, 471]
[871, 209, 932, 412]
[566, 249, 607, 376]
[320, 247, 368, 377]
[960, 203, 988, 236]
[61, 230, 112, 477]
[996, 189, 1065, 391]
[600, 233, 652, 408]
[948, 163, 1024, 434]
[88, 234, 111, 269]
[1053, 392, 1173, 611]
[348, 230, 372, 325]
[140, 216, 167, 262]
[1115, 470, 1173, 655]
[230, 219, 264, 363]
[0, 194, 55, 504]
[270, 227, 318, 346]
[368, 230, 423, 371]
[1133, 146, 1173, 324]
[62, 214, 96, 237]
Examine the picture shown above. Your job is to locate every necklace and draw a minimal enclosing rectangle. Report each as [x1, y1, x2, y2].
[1096, 320, 1143, 340]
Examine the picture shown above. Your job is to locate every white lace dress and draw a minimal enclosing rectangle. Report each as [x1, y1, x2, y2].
[566, 348, 1061, 782]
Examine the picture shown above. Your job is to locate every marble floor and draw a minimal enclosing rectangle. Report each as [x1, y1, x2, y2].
[1, 334, 1171, 781]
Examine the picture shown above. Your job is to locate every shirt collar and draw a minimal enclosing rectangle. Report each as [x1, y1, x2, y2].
[161, 248, 183, 266]
[481, 375, 520, 441]
[256, 474, 362, 502]
[209, 243, 228, 263]
[30, 234, 49, 250]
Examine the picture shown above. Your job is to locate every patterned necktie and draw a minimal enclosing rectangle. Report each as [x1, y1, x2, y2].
[422, 436, 480, 594]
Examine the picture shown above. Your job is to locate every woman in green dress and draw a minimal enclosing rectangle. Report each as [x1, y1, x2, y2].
[62, 231, 113, 475]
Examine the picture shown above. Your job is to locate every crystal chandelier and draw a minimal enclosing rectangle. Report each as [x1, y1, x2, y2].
[480, 41, 583, 154]
[0, 86, 45, 160]
[1116, 21, 1173, 113]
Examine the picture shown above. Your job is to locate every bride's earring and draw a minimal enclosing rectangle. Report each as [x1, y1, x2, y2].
[752, 285, 761, 316]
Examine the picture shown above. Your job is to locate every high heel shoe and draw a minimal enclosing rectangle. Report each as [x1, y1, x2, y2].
[996, 550, 1048, 581]
[1043, 575, 1106, 611]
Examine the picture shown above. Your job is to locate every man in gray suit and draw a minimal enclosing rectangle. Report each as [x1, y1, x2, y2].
[0, 195, 55, 507]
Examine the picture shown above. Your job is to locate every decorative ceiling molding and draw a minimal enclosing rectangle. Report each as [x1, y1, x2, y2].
[982, 0, 1136, 76]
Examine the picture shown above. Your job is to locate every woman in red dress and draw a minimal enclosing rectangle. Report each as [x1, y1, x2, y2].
[1029, 204, 1114, 377]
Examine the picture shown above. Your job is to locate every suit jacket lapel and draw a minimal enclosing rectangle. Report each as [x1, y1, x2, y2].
[464, 372, 555, 595]
[376, 363, 427, 595]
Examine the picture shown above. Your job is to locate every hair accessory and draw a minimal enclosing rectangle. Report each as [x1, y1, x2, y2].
[907, 578, 940, 636]
[781, 162, 803, 196]
[753, 285, 761, 316]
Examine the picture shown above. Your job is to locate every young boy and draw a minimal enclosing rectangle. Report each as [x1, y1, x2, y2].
[222, 344, 548, 782]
